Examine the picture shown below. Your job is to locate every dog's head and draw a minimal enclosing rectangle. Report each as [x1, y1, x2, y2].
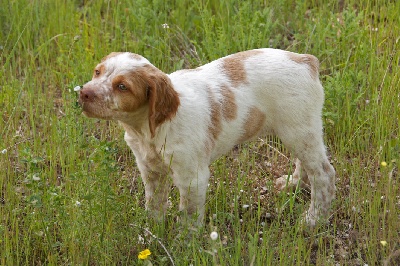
[78, 52, 180, 137]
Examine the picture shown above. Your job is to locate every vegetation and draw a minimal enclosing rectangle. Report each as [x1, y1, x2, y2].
[1, 0, 399, 265]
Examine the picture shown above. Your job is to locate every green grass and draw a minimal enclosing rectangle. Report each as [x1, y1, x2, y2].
[1, 0, 399, 265]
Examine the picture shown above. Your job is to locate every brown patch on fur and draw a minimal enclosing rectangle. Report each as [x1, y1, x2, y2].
[113, 64, 180, 136]
[222, 50, 263, 87]
[220, 85, 237, 121]
[238, 106, 266, 142]
[93, 64, 106, 78]
[131, 64, 181, 137]
[112, 73, 148, 113]
[287, 52, 320, 80]
[206, 87, 222, 152]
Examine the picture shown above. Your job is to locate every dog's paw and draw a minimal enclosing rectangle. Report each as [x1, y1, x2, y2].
[274, 175, 293, 191]
[301, 207, 331, 229]
[301, 210, 317, 228]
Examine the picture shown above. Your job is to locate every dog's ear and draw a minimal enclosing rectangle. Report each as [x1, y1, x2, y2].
[145, 68, 180, 138]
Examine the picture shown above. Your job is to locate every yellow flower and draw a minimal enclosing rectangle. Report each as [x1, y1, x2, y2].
[381, 161, 387, 167]
[380, 240, 388, 247]
[138, 249, 151, 260]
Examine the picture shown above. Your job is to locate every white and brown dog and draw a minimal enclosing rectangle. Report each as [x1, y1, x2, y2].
[78, 49, 335, 227]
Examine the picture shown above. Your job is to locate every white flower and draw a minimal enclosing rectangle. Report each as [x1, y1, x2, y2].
[75, 201, 81, 207]
[73, 86, 81, 92]
[1, 149, 7, 154]
[162, 23, 169, 29]
[210, 231, 218, 241]
[32, 173, 41, 181]
[138, 235, 145, 244]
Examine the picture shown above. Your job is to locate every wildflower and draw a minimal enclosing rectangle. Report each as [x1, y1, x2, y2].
[32, 173, 41, 181]
[1, 149, 7, 154]
[74, 86, 81, 92]
[138, 235, 145, 245]
[162, 23, 169, 29]
[210, 231, 218, 241]
[138, 249, 151, 259]
[381, 161, 387, 167]
[380, 240, 387, 247]
[75, 201, 81, 207]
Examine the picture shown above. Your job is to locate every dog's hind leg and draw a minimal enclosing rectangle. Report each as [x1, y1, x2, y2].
[274, 117, 335, 226]
[275, 158, 310, 191]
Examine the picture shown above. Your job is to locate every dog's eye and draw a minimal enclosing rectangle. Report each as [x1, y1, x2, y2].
[118, 84, 127, 91]
[95, 70, 100, 76]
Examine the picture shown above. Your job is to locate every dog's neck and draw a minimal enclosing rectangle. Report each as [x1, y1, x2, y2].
[118, 106, 151, 138]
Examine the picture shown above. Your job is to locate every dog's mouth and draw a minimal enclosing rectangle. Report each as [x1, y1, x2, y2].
[79, 99, 102, 117]
[80, 102, 112, 120]
[74, 85, 103, 118]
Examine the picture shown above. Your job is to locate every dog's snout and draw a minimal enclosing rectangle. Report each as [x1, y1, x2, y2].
[79, 88, 95, 101]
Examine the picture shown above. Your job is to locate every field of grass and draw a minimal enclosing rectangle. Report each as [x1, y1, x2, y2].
[1, 0, 399, 265]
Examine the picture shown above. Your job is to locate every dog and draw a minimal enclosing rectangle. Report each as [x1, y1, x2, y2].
[77, 49, 336, 227]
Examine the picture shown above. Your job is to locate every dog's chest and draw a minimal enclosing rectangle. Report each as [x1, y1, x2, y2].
[124, 133, 169, 173]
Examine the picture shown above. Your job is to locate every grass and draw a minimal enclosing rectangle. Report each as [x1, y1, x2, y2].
[1, 0, 399, 265]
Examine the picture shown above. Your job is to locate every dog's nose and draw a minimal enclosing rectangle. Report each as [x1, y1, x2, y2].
[79, 88, 95, 101]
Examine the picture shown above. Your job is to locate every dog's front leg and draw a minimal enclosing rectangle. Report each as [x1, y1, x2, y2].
[125, 135, 171, 220]
[140, 170, 170, 220]
[173, 166, 210, 225]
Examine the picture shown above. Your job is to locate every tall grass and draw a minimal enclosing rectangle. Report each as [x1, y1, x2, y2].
[1, 0, 399, 265]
